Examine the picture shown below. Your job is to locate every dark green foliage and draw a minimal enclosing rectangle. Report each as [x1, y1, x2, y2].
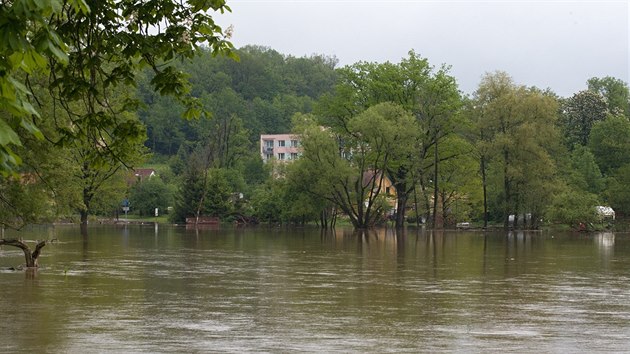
[138, 46, 338, 155]
[203, 169, 232, 217]
[250, 179, 285, 224]
[605, 164, 630, 215]
[171, 158, 232, 223]
[588, 114, 630, 175]
[172, 161, 207, 223]
[0, 177, 49, 228]
[547, 188, 600, 227]
[242, 154, 269, 187]
[568, 145, 604, 194]
[139, 96, 186, 155]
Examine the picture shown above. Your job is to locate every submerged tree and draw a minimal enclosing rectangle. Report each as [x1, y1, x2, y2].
[315, 51, 462, 228]
[0, 238, 56, 268]
[472, 72, 561, 229]
[290, 104, 413, 229]
[172, 151, 233, 223]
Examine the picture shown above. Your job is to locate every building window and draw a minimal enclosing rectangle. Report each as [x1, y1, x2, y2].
[278, 140, 286, 147]
[265, 153, 273, 161]
[290, 152, 299, 160]
[278, 153, 285, 160]
[290, 140, 299, 147]
[264, 140, 274, 148]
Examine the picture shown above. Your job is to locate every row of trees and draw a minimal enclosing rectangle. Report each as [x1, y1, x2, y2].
[0, 0, 628, 231]
[246, 57, 630, 230]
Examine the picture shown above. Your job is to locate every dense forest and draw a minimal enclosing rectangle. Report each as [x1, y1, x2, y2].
[1, 1, 628, 231]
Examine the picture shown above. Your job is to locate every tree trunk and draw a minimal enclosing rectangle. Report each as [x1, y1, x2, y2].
[432, 140, 439, 228]
[82, 185, 93, 225]
[412, 186, 420, 226]
[503, 149, 511, 230]
[481, 155, 488, 229]
[80, 210, 89, 225]
[395, 187, 408, 229]
[0, 239, 53, 268]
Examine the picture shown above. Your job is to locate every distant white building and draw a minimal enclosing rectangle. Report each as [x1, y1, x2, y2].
[260, 134, 301, 163]
[596, 206, 615, 220]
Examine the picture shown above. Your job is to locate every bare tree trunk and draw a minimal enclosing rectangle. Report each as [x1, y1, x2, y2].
[0, 239, 55, 268]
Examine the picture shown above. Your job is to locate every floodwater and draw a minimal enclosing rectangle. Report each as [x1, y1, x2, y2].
[1, 225, 629, 353]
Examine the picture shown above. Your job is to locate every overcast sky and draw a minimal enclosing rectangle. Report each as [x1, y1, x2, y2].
[215, 0, 629, 97]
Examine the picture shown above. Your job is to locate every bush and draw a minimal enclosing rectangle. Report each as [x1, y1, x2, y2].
[129, 177, 173, 217]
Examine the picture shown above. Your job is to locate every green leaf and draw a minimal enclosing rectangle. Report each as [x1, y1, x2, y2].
[28, 50, 48, 69]
[20, 99, 41, 118]
[8, 76, 30, 95]
[0, 119, 22, 146]
[20, 119, 44, 140]
[183, 106, 201, 120]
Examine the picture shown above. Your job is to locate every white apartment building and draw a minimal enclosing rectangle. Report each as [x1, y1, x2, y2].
[260, 134, 301, 163]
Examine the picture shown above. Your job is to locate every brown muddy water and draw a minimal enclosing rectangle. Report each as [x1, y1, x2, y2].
[1, 225, 629, 353]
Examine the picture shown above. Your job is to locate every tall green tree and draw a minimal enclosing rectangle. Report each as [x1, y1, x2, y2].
[1, 0, 234, 176]
[250, 177, 285, 224]
[605, 164, 630, 216]
[415, 67, 462, 227]
[3, 71, 147, 224]
[195, 89, 251, 169]
[587, 76, 630, 117]
[0, 176, 51, 229]
[432, 135, 482, 226]
[172, 155, 207, 223]
[292, 104, 413, 229]
[172, 154, 233, 222]
[560, 90, 608, 148]
[588, 114, 630, 175]
[472, 72, 561, 229]
[464, 97, 493, 228]
[316, 51, 461, 228]
[568, 145, 604, 194]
